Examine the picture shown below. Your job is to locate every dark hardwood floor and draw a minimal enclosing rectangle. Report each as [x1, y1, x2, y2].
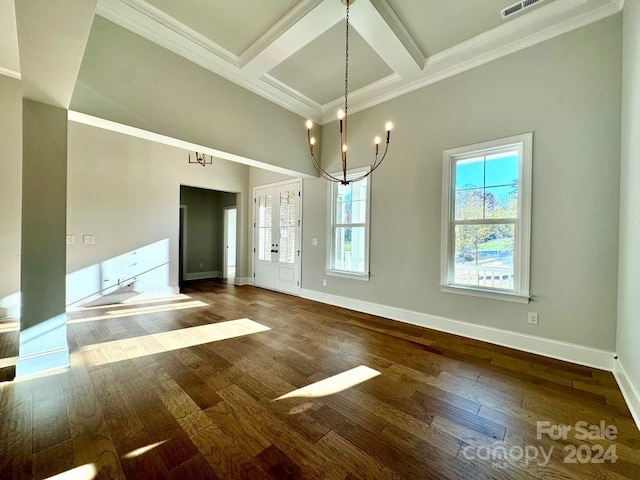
[1, 279, 639, 479]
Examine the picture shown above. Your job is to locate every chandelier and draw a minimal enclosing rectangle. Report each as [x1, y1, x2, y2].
[305, 0, 393, 185]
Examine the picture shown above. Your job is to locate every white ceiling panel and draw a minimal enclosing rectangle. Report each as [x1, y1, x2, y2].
[144, 0, 300, 56]
[269, 21, 393, 105]
[386, 0, 559, 56]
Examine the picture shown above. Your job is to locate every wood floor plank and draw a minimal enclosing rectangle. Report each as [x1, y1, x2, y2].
[1, 279, 639, 479]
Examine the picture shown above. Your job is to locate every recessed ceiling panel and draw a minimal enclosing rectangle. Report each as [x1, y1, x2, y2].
[387, 0, 557, 57]
[269, 22, 393, 105]
[144, 0, 300, 56]
[0, 0, 20, 74]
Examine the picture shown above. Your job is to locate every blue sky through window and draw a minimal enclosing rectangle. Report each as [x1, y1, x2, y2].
[456, 153, 518, 190]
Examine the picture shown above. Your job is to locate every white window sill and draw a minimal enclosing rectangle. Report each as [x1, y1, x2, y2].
[440, 285, 530, 304]
[326, 270, 370, 281]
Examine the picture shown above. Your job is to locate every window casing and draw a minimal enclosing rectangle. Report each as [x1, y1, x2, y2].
[441, 133, 532, 303]
[327, 168, 371, 280]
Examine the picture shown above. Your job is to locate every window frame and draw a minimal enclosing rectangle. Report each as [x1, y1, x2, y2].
[440, 133, 533, 303]
[326, 167, 371, 281]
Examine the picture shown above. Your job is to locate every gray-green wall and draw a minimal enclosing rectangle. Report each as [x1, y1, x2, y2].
[67, 122, 250, 295]
[180, 186, 237, 276]
[0, 76, 22, 319]
[304, 16, 622, 351]
[617, 0, 640, 404]
[71, 16, 316, 177]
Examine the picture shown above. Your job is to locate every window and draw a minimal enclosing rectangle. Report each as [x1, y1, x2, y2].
[441, 133, 532, 303]
[327, 169, 370, 279]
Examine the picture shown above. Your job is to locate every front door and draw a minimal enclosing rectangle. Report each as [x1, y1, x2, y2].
[254, 180, 301, 295]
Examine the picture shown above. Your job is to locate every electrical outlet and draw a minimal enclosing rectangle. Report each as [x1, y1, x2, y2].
[83, 235, 94, 245]
[322, 279, 327, 287]
[312, 238, 318, 246]
[200, 262, 204, 269]
[528, 312, 539, 325]
[66, 235, 75, 245]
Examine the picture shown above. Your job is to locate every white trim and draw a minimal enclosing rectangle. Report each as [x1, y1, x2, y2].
[180, 204, 188, 282]
[68, 111, 317, 179]
[252, 179, 303, 295]
[613, 359, 640, 431]
[16, 346, 70, 379]
[234, 277, 254, 286]
[0, 67, 21, 80]
[318, 0, 622, 123]
[300, 288, 616, 371]
[223, 206, 237, 280]
[185, 271, 222, 281]
[440, 285, 530, 304]
[327, 167, 372, 278]
[326, 270, 370, 281]
[96, 0, 623, 124]
[441, 133, 533, 301]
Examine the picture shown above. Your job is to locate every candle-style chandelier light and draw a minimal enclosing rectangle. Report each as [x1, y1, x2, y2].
[305, 0, 393, 185]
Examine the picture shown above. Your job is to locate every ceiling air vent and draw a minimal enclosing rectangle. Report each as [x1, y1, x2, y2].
[501, 0, 545, 19]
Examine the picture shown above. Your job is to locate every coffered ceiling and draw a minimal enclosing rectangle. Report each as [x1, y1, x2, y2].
[0, 0, 624, 123]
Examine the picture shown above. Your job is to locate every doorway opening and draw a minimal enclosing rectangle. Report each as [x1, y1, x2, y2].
[179, 186, 238, 291]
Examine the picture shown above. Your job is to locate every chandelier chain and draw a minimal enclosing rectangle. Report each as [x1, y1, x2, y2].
[344, 1, 349, 117]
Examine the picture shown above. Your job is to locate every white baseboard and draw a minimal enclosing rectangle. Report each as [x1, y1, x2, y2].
[613, 358, 640, 431]
[300, 289, 615, 371]
[234, 277, 254, 286]
[185, 271, 222, 281]
[16, 346, 70, 379]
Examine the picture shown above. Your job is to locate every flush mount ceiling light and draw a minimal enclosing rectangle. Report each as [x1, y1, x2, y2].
[305, 0, 393, 185]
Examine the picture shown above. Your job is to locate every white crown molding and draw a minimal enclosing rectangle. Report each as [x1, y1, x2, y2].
[262, 74, 323, 112]
[319, 0, 623, 123]
[0, 66, 21, 80]
[613, 359, 640, 431]
[96, 0, 324, 121]
[96, 0, 622, 125]
[300, 288, 616, 371]
[321, 73, 400, 122]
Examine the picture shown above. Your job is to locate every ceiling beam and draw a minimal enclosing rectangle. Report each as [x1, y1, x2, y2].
[241, 0, 344, 77]
[349, 0, 423, 78]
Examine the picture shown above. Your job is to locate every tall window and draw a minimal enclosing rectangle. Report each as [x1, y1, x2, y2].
[328, 169, 370, 279]
[441, 133, 532, 303]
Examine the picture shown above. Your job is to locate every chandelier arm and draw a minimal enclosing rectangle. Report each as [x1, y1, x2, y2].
[309, 149, 344, 183]
[347, 143, 390, 183]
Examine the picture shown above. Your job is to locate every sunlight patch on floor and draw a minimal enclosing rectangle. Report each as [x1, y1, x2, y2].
[44, 463, 96, 480]
[275, 365, 380, 401]
[81, 318, 270, 366]
[0, 321, 18, 333]
[0, 356, 17, 369]
[123, 440, 167, 459]
[67, 294, 192, 312]
[67, 300, 208, 324]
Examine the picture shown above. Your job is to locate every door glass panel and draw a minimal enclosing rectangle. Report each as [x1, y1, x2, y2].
[258, 193, 272, 261]
[279, 190, 297, 264]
